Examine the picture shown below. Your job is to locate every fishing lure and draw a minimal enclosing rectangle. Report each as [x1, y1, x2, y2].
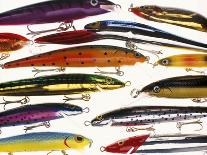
[129, 5, 207, 32]
[0, 0, 118, 35]
[1, 45, 146, 76]
[101, 134, 207, 154]
[131, 75, 207, 102]
[0, 132, 92, 155]
[0, 33, 29, 60]
[84, 20, 207, 49]
[86, 106, 206, 131]
[0, 103, 89, 133]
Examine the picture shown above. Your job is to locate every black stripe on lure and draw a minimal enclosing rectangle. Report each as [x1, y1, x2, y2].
[0, 103, 89, 134]
[84, 20, 207, 49]
[85, 105, 207, 132]
[131, 75, 207, 103]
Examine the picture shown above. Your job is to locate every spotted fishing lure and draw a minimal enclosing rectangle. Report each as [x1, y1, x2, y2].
[86, 106, 207, 131]
[85, 20, 207, 49]
[157, 54, 207, 68]
[129, 5, 207, 32]
[131, 75, 207, 102]
[0, 103, 89, 133]
[0, 73, 126, 96]
[0, 132, 92, 155]
[101, 134, 207, 154]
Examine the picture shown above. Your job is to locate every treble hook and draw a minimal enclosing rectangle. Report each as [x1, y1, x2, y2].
[95, 67, 124, 76]
[32, 67, 66, 77]
[61, 150, 68, 155]
[185, 68, 206, 75]
[63, 94, 91, 103]
[130, 88, 141, 98]
[126, 126, 155, 133]
[145, 56, 158, 68]
[27, 22, 76, 37]
[0, 53, 10, 60]
[24, 121, 51, 133]
[176, 119, 203, 131]
[192, 98, 207, 103]
[0, 96, 30, 110]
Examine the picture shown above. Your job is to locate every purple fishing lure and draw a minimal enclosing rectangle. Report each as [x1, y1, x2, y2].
[0, 0, 116, 25]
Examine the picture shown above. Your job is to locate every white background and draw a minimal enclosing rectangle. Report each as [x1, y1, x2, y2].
[0, 0, 207, 155]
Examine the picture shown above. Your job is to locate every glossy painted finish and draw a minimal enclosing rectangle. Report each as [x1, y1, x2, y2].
[3, 45, 146, 68]
[0, 0, 115, 25]
[140, 75, 207, 98]
[90, 106, 207, 126]
[0, 73, 125, 96]
[0, 33, 29, 52]
[157, 54, 207, 67]
[85, 20, 207, 49]
[130, 5, 207, 32]
[0, 103, 83, 128]
[0, 132, 91, 152]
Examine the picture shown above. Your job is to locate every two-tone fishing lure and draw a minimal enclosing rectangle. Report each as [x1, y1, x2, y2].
[84, 20, 207, 49]
[86, 106, 207, 131]
[0, 33, 29, 60]
[0, 103, 89, 133]
[131, 75, 207, 102]
[129, 5, 207, 32]
[0, 132, 92, 155]
[1, 45, 146, 76]
[101, 134, 207, 154]
[0, 0, 117, 35]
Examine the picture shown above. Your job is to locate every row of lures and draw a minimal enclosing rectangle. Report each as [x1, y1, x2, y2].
[2, 1, 206, 154]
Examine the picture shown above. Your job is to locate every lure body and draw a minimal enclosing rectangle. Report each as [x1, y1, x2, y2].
[140, 75, 207, 98]
[3, 45, 146, 69]
[0, 0, 115, 25]
[0, 132, 91, 152]
[90, 106, 207, 126]
[130, 5, 207, 32]
[0, 103, 83, 128]
[85, 20, 207, 49]
[0, 74, 125, 96]
[0, 33, 29, 52]
[158, 54, 207, 67]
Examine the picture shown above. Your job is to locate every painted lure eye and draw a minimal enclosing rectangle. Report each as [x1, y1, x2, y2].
[153, 86, 160, 93]
[75, 135, 84, 143]
[118, 140, 125, 146]
[90, 0, 99, 6]
[162, 59, 169, 65]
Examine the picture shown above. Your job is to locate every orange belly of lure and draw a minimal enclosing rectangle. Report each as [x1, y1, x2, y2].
[3, 45, 146, 69]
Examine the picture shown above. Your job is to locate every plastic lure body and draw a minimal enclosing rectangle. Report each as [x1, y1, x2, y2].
[90, 106, 207, 126]
[158, 54, 207, 67]
[129, 5, 207, 32]
[84, 20, 207, 49]
[138, 75, 207, 98]
[0, 74, 125, 96]
[0, 103, 83, 128]
[0, 132, 92, 153]
[3, 45, 146, 69]
[0, 0, 116, 25]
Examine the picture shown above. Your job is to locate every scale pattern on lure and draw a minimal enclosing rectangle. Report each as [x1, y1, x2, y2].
[157, 54, 207, 67]
[134, 75, 207, 98]
[0, 73, 125, 96]
[0, 0, 116, 25]
[85, 20, 207, 49]
[90, 106, 207, 126]
[0, 132, 92, 153]
[129, 5, 207, 32]
[0, 103, 84, 129]
[2, 45, 146, 69]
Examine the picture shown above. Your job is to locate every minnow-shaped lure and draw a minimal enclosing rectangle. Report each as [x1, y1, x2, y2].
[129, 5, 207, 32]
[101, 134, 207, 154]
[131, 75, 207, 101]
[2, 45, 146, 69]
[85, 20, 207, 49]
[0, 73, 126, 96]
[87, 106, 207, 131]
[0, 132, 92, 155]
[157, 54, 207, 68]
[0, 0, 116, 25]
[0, 103, 88, 133]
